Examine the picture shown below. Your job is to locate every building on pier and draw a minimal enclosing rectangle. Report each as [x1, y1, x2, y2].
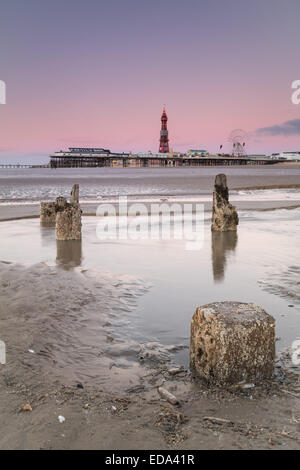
[50, 147, 130, 168]
[271, 151, 300, 161]
[187, 149, 209, 157]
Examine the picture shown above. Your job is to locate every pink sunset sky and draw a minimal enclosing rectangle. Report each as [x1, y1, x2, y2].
[0, 0, 300, 163]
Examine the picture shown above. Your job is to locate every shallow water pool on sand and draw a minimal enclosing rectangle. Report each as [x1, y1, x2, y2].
[1, 208, 300, 373]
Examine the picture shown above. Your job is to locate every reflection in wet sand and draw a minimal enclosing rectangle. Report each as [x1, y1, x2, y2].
[39, 222, 55, 246]
[56, 239, 82, 269]
[211, 231, 238, 282]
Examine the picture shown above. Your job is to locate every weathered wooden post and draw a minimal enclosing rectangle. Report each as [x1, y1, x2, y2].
[190, 301, 275, 384]
[40, 185, 82, 240]
[40, 202, 56, 223]
[211, 174, 238, 231]
[40, 197, 67, 224]
[56, 185, 81, 240]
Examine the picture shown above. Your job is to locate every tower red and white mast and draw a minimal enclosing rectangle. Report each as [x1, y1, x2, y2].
[159, 106, 169, 153]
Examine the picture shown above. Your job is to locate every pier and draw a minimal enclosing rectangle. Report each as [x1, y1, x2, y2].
[49, 152, 279, 168]
[0, 164, 49, 169]
[0, 153, 281, 170]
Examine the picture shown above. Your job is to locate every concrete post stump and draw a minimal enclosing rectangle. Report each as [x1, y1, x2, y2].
[40, 202, 56, 223]
[40, 185, 81, 240]
[190, 301, 275, 384]
[56, 205, 82, 240]
[211, 174, 238, 232]
[55, 186, 81, 240]
[40, 197, 67, 224]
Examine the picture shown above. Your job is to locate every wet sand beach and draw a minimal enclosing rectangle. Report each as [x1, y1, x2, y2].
[1, 164, 300, 221]
[0, 258, 300, 450]
[0, 166, 300, 449]
[3, 0, 300, 451]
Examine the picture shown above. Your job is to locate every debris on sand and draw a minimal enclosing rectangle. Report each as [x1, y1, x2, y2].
[154, 405, 188, 444]
[167, 367, 184, 376]
[157, 387, 179, 405]
[21, 403, 32, 412]
[200, 414, 300, 445]
[203, 416, 232, 425]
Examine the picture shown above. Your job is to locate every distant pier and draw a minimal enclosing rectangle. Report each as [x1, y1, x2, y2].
[0, 152, 281, 170]
[0, 164, 49, 169]
[50, 151, 279, 169]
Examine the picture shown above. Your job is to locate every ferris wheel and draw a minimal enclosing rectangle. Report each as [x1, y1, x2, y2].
[228, 129, 248, 156]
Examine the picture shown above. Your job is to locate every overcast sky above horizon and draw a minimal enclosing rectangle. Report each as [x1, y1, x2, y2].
[1, 0, 300, 163]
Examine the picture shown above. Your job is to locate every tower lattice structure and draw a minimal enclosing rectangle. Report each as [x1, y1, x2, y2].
[159, 107, 169, 153]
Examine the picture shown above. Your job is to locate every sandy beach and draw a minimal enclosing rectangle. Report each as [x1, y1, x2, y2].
[0, 166, 300, 450]
[2, 0, 300, 452]
[0, 259, 299, 450]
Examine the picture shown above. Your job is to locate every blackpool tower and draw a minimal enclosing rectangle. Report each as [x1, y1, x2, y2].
[159, 106, 169, 153]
